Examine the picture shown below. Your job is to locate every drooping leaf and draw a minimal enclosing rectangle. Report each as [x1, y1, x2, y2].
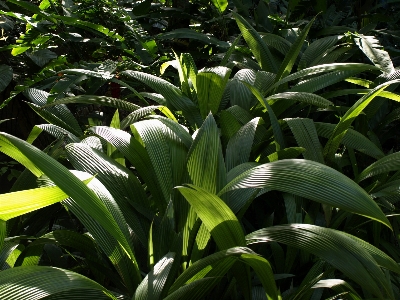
[0, 133, 139, 282]
[314, 122, 384, 159]
[266, 63, 379, 95]
[0, 266, 116, 300]
[354, 34, 394, 74]
[65, 143, 149, 247]
[323, 79, 400, 160]
[122, 71, 203, 127]
[24, 88, 82, 136]
[44, 95, 140, 112]
[266, 92, 333, 108]
[219, 159, 391, 228]
[357, 152, 400, 182]
[246, 224, 393, 298]
[0, 181, 88, 221]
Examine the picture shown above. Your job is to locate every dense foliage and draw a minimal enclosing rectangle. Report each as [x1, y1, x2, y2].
[1, 0, 400, 299]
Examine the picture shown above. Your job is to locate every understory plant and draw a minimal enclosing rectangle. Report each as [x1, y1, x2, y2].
[1, 1, 400, 300]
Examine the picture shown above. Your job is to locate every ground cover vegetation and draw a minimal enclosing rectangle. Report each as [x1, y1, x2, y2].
[0, 0, 400, 299]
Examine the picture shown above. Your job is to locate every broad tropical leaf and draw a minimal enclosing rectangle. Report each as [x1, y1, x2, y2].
[357, 152, 400, 182]
[246, 224, 393, 299]
[0, 266, 116, 299]
[323, 79, 400, 160]
[219, 159, 391, 228]
[0, 133, 139, 282]
[233, 12, 278, 73]
[196, 67, 231, 118]
[274, 16, 316, 83]
[178, 184, 246, 250]
[354, 34, 394, 74]
[44, 95, 140, 112]
[134, 253, 175, 300]
[121, 71, 203, 127]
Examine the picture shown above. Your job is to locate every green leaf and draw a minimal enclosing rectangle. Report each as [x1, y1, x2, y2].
[239, 254, 279, 300]
[0, 135, 43, 177]
[62, 69, 114, 80]
[261, 33, 292, 56]
[233, 12, 278, 73]
[122, 71, 203, 128]
[314, 122, 384, 159]
[219, 159, 391, 228]
[187, 114, 226, 194]
[134, 253, 175, 300]
[285, 118, 324, 163]
[6, 0, 57, 23]
[226, 117, 259, 171]
[246, 224, 393, 299]
[275, 16, 316, 83]
[0, 266, 116, 299]
[27, 124, 80, 145]
[0, 65, 12, 93]
[53, 15, 124, 41]
[0, 133, 139, 282]
[131, 119, 187, 203]
[312, 279, 362, 300]
[196, 67, 231, 118]
[165, 278, 221, 300]
[266, 63, 379, 95]
[26, 49, 57, 67]
[65, 143, 148, 247]
[25, 88, 82, 136]
[11, 46, 30, 56]
[157, 29, 229, 48]
[178, 185, 246, 250]
[357, 152, 400, 182]
[39, 171, 141, 294]
[266, 92, 333, 108]
[298, 35, 342, 70]
[148, 115, 193, 149]
[27, 103, 82, 138]
[44, 95, 140, 113]
[170, 247, 254, 293]
[177, 185, 252, 299]
[244, 84, 285, 150]
[289, 70, 364, 93]
[354, 34, 394, 74]
[211, 0, 228, 12]
[323, 79, 400, 160]
[89, 126, 165, 211]
[221, 34, 242, 65]
[0, 183, 82, 221]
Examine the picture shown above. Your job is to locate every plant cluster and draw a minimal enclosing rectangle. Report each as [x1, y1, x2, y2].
[0, 0, 400, 299]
